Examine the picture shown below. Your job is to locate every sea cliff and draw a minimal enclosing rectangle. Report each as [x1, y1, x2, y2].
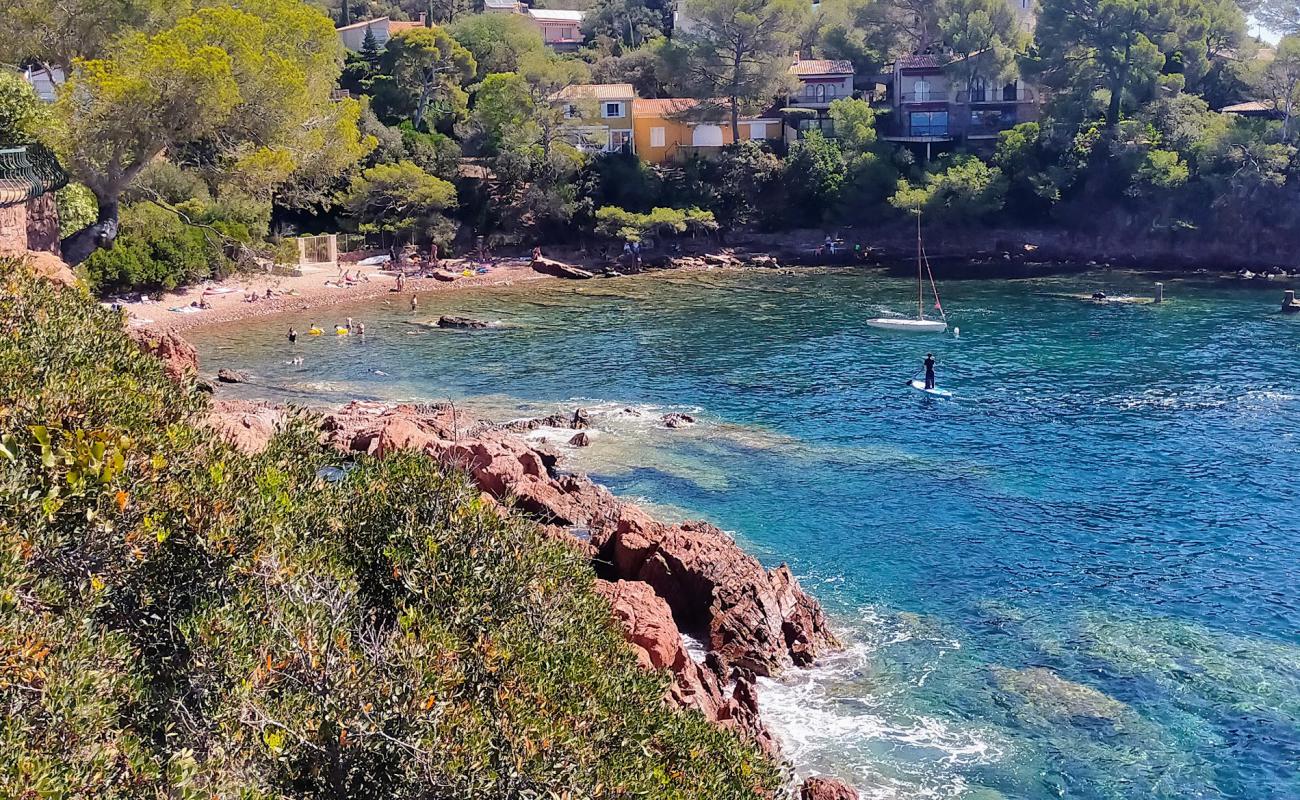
[143, 324, 858, 798]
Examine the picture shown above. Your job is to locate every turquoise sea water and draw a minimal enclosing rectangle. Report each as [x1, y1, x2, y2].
[188, 269, 1300, 799]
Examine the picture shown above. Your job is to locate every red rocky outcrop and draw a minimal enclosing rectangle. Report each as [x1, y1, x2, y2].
[205, 399, 284, 454]
[594, 579, 774, 755]
[130, 327, 199, 383]
[592, 505, 840, 677]
[799, 776, 860, 800]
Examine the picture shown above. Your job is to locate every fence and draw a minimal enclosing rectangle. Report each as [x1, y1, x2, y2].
[0, 144, 68, 208]
[296, 233, 337, 266]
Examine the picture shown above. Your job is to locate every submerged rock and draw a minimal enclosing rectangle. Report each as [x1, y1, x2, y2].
[436, 315, 490, 329]
[992, 666, 1130, 724]
[661, 412, 695, 428]
[569, 432, 590, 447]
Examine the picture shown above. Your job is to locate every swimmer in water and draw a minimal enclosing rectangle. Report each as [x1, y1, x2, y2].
[288, 327, 297, 343]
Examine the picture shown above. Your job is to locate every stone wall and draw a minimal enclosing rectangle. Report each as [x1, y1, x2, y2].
[0, 203, 25, 252]
[0, 194, 61, 255]
[25, 193, 61, 253]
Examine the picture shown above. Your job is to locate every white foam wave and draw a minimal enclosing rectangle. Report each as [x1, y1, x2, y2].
[758, 610, 1003, 799]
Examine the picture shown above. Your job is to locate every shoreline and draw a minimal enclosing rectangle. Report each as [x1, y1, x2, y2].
[120, 258, 552, 334]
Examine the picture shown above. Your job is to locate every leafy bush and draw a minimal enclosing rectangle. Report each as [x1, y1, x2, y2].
[81, 202, 228, 294]
[0, 263, 780, 798]
[0, 69, 48, 144]
[595, 205, 717, 241]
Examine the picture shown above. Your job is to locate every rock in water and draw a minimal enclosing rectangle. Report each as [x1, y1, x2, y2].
[216, 368, 248, 384]
[531, 256, 595, 280]
[800, 776, 860, 800]
[129, 327, 198, 383]
[992, 666, 1131, 724]
[569, 432, 591, 447]
[592, 508, 841, 676]
[436, 315, 490, 329]
[571, 408, 591, 429]
[661, 412, 695, 428]
[594, 579, 776, 755]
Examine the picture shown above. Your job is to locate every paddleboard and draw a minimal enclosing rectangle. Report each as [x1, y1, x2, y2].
[908, 379, 952, 398]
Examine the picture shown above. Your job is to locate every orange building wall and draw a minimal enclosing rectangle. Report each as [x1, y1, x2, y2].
[633, 117, 778, 163]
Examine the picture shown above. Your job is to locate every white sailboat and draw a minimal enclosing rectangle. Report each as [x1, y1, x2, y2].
[867, 214, 948, 333]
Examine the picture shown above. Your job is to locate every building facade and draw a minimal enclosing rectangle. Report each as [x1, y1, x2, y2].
[877, 53, 1040, 148]
[554, 84, 637, 153]
[632, 99, 781, 163]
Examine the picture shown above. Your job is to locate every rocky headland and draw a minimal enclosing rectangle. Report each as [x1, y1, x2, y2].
[145, 331, 855, 797]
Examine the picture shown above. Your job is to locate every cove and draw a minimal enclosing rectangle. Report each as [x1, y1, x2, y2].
[188, 267, 1300, 799]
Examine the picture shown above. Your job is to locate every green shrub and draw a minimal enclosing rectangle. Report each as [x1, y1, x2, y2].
[0, 262, 779, 799]
[81, 202, 222, 294]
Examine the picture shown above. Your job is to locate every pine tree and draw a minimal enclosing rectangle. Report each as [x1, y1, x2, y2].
[361, 25, 381, 66]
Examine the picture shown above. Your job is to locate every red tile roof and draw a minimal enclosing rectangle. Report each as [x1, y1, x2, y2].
[896, 54, 943, 69]
[789, 59, 854, 76]
[633, 97, 702, 115]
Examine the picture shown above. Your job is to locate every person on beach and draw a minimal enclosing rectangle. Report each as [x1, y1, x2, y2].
[924, 353, 936, 390]
[288, 327, 297, 343]
[532, 245, 542, 262]
[429, 242, 439, 268]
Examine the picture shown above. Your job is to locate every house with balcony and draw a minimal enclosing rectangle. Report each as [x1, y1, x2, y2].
[484, 0, 586, 51]
[632, 98, 781, 163]
[553, 83, 637, 153]
[877, 52, 1040, 155]
[527, 8, 584, 51]
[784, 57, 855, 140]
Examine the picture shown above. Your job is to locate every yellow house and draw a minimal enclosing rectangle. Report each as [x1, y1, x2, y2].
[632, 98, 782, 164]
[552, 83, 636, 153]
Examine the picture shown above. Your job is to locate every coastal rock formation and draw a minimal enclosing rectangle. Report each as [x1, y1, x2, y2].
[531, 256, 595, 280]
[661, 412, 695, 428]
[591, 506, 840, 677]
[216, 368, 248, 384]
[206, 399, 284, 454]
[129, 327, 199, 383]
[799, 776, 860, 800]
[436, 315, 490, 329]
[569, 432, 591, 447]
[595, 579, 774, 755]
[200, 396, 843, 772]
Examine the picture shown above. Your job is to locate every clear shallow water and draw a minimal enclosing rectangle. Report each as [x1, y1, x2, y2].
[190, 269, 1300, 799]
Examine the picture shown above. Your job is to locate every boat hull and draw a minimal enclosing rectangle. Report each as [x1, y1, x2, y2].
[866, 318, 948, 332]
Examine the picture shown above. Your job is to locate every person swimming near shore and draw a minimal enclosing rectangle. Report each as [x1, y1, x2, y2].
[288, 327, 297, 343]
[410, 295, 418, 312]
[308, 322, 323, 335]
[924, 353, 936, 390]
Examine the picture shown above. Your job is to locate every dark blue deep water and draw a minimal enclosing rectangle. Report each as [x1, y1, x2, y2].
[190, 269, 1300, 799]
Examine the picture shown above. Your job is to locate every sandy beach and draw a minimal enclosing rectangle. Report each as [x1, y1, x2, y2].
[121, 258, 551, 333]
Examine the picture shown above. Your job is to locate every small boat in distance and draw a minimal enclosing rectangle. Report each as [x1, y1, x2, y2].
[868, 214, 948, 333]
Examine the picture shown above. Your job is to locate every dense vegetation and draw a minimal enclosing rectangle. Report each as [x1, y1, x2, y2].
[2, 0, 1298, 291]
[0, 260, 779, 798]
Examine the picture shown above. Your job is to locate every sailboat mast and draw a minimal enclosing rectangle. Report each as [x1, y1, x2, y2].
[916, 212, 924, 320]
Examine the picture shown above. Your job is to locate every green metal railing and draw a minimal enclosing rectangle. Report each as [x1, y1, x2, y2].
[0, 144, 69, 208]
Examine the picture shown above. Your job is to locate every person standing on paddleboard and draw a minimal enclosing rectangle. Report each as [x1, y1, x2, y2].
[924, 353, 936, 389]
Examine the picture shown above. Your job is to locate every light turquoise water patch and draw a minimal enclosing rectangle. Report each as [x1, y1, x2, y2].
[189, 268, 1300, 799]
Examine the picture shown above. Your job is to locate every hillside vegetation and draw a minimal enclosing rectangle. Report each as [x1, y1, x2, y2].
[0, 259, 778, 798]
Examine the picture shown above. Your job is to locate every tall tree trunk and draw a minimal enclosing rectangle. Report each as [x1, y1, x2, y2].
[61, 193, 120, 267]
[1107, 44, 1132, 129]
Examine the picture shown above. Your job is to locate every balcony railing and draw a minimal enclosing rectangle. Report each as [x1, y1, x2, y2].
[899, 88, 1037, 104]
[954, 87, 1036, 104]
[0, 144, 68, 208]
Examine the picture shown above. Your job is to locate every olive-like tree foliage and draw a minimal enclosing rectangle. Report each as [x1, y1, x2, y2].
[448, 12, 548, 80]
[0, 261, 782, 799]
[340, 159, 458, 246]
[372, 26, 476, 133]
[39, 0, 374, 265]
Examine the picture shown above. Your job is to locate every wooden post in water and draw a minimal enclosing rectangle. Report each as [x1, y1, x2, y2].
[1153, 282, 1163, 304]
